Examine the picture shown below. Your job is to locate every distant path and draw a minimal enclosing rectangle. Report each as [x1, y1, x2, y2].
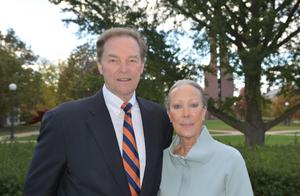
[210, 129, 300, 136]
[0, 131, 38, 141]
[1, 129, 300, 142]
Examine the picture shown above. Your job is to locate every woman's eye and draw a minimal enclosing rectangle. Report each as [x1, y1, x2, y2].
[109, 59, 117, 62]
[172, 104, 182, 109]
[190, 103, 200, 108]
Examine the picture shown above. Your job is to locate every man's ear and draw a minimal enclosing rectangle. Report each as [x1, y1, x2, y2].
[140, 63, 144, 74]
[98, 63, 103, 75]
[167, 111, 172, 123]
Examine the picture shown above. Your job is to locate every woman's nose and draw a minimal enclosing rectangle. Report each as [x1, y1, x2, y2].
[182, 106, 190, 117]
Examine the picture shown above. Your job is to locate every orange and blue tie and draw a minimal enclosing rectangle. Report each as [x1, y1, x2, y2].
[121, 102, 140, 196]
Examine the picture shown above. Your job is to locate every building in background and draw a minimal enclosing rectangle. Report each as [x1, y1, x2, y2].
[204, 64, 234, 119]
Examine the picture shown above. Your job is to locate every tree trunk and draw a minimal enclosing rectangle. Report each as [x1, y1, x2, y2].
[244, 126, 265, 146]
[242, 52, 266, 145]
[0, 116, 4, 129]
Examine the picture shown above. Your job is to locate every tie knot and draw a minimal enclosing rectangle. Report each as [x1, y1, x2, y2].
[121, 102, 132, 112]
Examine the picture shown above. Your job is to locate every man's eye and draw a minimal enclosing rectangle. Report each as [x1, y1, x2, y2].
[128, 58, 138, 63]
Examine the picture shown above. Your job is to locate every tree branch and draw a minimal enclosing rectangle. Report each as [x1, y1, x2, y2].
[265, 102, 300, 130]
[277, 27, 300, 48]
[224, 4, 249, 43]
[269, 0, 300, 49]
[207, 105, 245, 133]
[164, 0, 208, 28]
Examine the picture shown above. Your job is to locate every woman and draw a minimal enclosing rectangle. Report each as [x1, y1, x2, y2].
[158, 80, 253, 196]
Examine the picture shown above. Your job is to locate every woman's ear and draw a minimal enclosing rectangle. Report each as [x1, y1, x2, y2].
[202, 108, 207, 121]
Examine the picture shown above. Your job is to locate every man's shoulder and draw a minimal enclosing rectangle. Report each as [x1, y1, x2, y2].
[48, 93, 100, 116]
[137, 97, 165, 111]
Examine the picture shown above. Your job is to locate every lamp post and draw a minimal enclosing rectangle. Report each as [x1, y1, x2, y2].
[9, 83, 17, 140]
[284, 101, 290, 126]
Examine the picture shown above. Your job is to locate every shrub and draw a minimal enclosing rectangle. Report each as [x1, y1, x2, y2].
[239, 145, 300, 196]
[0, 142, 35, 195]
[0, 142, 300, 195]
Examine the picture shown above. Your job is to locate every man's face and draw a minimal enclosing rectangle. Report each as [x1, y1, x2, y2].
[98, 35, 144, 101]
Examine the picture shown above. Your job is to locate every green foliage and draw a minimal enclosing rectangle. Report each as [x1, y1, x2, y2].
[1, 142, 300, 195]
[215, 135, 300, 146]
[0, 29, 43, 126]
[205, 119, 300, 131]
[161, 0, 300, 145]
[48, 0, 300, 144]
[0, 143, 35, 195]
[137, 28, 193, 104]
[56, 43, 104, 103]
[239, 145, 300, 196]
[49, 0, 195, 104]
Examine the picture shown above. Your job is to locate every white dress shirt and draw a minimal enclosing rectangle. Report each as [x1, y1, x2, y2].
[102, 85, 146, 184]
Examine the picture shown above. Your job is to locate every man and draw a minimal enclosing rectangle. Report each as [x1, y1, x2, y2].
[24, 27, 173, 196]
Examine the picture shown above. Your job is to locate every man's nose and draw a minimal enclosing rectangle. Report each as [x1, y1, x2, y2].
[119, 61, 129, 72]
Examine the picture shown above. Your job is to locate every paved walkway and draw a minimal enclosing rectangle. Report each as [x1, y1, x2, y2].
[210, 129, 300, 136]
[0, 131, 39, 142]
[1, 129, 300, 142]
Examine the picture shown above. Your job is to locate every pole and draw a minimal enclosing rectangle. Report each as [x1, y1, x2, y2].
[10, 106, 15, 140]
[8, 83, 17, 141]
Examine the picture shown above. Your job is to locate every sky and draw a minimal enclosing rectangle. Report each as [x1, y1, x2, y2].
[0, 0, 86, 63]
[0, 0, 248, 93]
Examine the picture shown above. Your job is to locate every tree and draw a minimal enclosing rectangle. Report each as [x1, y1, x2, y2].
[56, 42, 102, 103]
[50, 0, 300, 145]
[49, 0, 195, 104]
[270, 84, 300, 121]
[36, 59, 60, 110]
[0, 29, 42, 126]
[161, 0, 300, 145]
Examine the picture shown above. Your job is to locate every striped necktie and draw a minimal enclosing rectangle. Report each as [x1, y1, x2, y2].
[121, 102, 141, 196]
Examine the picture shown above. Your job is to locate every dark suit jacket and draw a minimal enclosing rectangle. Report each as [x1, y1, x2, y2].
[24, 90, 172, 196]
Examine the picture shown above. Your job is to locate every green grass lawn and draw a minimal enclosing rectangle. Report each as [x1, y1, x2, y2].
[205, 119, 300, 131]
[214, 134, 300, 146]
[0, 120, 299, 137]
[4, 131, 299, 147]
[1, 120, 300, 147]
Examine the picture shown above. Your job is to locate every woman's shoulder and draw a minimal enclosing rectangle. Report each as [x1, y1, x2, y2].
[213, 140, 245, 163]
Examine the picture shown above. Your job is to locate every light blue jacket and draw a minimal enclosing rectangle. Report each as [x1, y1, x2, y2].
[158, 126, 253, 196]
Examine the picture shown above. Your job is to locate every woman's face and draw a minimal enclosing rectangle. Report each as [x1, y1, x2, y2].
[168, 84, 206, 141]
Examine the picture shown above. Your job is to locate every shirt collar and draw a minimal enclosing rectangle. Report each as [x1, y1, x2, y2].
[102, 84, 137, 114]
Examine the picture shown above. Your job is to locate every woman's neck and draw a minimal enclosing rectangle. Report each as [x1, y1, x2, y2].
[174, 137, 197, 157]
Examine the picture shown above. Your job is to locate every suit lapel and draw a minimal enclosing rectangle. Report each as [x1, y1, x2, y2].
[138, 98, 158, 196]
[86, 91, 130, 196]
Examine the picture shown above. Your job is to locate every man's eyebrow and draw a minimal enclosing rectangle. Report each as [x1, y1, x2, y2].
[128, 55, 139, 59]
[106, 54, 140, 59]
[107, 54, 118, 58]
